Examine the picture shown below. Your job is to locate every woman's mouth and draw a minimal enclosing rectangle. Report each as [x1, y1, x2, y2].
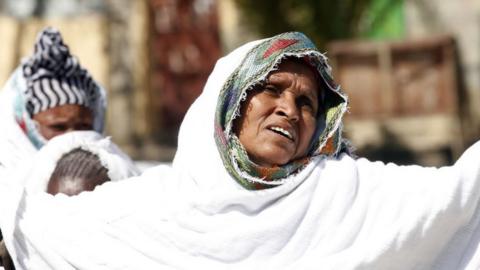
[269, 126, 294, 141]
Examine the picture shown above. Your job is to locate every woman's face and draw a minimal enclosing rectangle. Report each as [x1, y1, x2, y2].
[235, 59, 320, 167]
[32, 104, 94, 140]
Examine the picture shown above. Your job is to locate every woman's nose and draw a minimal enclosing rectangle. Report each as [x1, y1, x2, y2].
[275, 94, 299, 122]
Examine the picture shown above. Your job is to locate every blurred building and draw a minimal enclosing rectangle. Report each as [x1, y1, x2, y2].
[149, 0, 220, 144]
[328, 36, 466, 165]
[329, 0, 480, 165]
[0, 0, 220, 161]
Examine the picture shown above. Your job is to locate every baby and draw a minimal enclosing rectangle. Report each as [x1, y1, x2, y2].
[23, 131, 139, 194]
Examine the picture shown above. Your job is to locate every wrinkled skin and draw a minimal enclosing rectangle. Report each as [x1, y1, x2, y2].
[235, 59, 321, 167]
[32, 104, 93, 140]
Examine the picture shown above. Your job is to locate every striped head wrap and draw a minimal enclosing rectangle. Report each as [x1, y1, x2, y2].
[21, 27, 99, 117]
[214, 32, 349, 190]
[4, 27, 107, 149]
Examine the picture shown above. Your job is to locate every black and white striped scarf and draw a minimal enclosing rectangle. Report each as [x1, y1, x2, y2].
[21, 27, 99, 117]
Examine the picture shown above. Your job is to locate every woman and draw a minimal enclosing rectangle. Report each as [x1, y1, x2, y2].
[0, 27, 106, 178]
[1, 32, 480, 269]
[213, 35, 348, 189]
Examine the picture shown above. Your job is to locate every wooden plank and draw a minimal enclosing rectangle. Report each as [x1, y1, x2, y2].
[328, 36, 466, 165]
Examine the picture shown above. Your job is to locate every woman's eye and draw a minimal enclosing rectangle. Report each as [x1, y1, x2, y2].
[298, 97, 315, 112]
[264, 85, 280, 95]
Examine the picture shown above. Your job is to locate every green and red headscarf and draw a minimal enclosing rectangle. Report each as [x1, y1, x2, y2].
[214, 32, 349, 190]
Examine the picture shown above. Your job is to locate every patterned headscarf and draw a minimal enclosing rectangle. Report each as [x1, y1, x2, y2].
[214, 32, 348, 190]
[22, 27, 100, 117]
[12, 27, 106, 149]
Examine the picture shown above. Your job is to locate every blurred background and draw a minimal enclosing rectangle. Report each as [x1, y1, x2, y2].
[0, 0, 479, 166]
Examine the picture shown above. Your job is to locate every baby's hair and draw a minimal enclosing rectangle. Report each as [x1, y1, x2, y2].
[47, 148, 110, 195]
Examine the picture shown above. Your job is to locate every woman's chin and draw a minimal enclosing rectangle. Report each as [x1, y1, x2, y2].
[251, 153, 292, 167]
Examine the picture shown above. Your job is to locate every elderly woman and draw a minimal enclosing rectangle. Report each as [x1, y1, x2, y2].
[1, 32, 480, 269]
[0, 27, 106, 177]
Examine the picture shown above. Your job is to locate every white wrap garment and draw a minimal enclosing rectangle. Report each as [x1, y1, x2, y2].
[0, 38, 480, 270]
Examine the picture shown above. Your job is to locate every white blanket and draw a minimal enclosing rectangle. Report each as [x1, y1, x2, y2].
[1, 37, 480, 270]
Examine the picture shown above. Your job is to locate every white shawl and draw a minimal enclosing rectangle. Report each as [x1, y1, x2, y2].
[1, 38, 480, 270]
[0, 69, 37, 177]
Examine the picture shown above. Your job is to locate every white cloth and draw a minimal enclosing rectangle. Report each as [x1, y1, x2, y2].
[0, 69, 37, 178]
[1, 38, 480, 270]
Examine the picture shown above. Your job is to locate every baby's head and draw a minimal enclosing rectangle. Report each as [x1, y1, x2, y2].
[23, 131, 140, 195]
[47, 148, 110, 196]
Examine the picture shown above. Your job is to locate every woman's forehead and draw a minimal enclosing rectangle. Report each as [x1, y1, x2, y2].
[270, 58, 318, 79]
[267, 58, 324, 96]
